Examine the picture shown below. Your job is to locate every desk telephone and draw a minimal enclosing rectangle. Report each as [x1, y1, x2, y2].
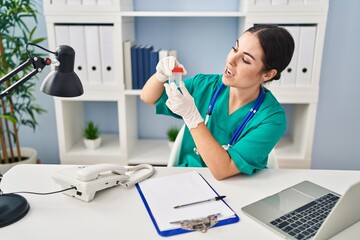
[52, 164, 155, 202]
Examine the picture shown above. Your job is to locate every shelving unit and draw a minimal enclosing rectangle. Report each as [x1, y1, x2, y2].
[43, 0, 328, 168]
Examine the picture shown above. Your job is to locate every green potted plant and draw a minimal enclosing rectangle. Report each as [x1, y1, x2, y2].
[83, 121, 102, 149]
[166, 126, 180, 149]
[0, 0, 46, 174]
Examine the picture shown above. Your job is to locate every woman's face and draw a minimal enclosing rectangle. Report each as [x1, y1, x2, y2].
[222, 32, 268, 89]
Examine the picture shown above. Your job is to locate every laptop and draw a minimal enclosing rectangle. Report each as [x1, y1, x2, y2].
[242, 180, 360, 240]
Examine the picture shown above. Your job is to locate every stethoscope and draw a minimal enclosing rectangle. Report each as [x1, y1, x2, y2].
[193, 83, 265, 155]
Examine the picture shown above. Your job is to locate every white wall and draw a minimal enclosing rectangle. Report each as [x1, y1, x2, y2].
[311, 0, 360, 170]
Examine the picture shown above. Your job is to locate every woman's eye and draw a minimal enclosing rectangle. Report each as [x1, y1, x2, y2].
[242, 58, 250, 64]
[232, 46, 238, 53]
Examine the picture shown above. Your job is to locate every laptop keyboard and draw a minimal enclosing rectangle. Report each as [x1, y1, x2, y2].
[270, 192, 340, 240]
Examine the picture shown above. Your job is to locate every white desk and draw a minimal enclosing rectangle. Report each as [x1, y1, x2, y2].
[1, 164, 360, 240]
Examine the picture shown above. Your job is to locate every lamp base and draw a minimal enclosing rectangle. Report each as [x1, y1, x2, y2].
[0, 194, 30, 228]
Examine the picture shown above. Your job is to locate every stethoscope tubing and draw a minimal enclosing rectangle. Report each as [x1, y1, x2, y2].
[228, 88, 265, 146]
[205, 83, 265, 148]
[207, 83, 226, 116]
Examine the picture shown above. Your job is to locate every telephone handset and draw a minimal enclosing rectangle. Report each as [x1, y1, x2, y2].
[77, 164, 129, 182]
[52, 163, 155, 202]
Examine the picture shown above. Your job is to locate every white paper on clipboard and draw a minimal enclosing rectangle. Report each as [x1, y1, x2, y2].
[137, 171, 237, 232]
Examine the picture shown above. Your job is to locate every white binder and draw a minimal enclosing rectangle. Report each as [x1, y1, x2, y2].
[82, 0, 97, 5]
[123, 40, 134, 90]
[271, 0, 288, 5]
[254, 0, 271, 5]
[305, 0, 322, 4]
[84, 26, 102, 84]
[97, 0, 112, 4]
[99, 25, 115, 84]
[296, 26, 316, 86]
[159, 49, 169, 60]
[288, 0, 305, 5]
[168, 50, 177, 58]
[69, 25, 88, 84]
[54, 25, 70, 46]
[51, 0, 66, 5]
[67, 0, 81, 5]
[281, 26, 300, 86]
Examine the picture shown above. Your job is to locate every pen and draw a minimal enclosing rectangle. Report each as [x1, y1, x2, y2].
[174, 195, 226, 209]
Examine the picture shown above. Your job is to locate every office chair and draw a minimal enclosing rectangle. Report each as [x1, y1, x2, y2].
[267, 148, 278, 169]
[167, 125, 185, 167]
[167, 125, 279, 169]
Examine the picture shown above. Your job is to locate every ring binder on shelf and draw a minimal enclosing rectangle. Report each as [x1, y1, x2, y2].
[136, 171, 239, 237]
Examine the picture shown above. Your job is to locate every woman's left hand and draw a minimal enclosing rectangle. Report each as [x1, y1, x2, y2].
[164, 81, 203, 129]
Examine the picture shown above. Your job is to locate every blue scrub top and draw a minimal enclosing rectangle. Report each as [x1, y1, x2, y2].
[156, 74, 286, 175]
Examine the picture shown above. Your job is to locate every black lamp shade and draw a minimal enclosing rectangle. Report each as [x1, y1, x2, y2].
[41, 45, 83, 97]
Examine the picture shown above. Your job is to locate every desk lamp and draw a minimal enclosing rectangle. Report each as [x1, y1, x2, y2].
[0, 43, 83, 228]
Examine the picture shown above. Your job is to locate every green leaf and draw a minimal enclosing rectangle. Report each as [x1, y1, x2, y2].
[0, 114, 16, 123]
[83, 121, 101, 140]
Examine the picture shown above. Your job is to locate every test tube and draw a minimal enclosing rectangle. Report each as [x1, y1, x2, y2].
[169, 67, 184, 86]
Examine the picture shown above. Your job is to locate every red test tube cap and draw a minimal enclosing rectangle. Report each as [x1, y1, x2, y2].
[172, 67, 184, 73]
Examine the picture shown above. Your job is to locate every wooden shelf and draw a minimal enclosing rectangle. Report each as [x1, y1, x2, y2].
[61, 134, 124, 165]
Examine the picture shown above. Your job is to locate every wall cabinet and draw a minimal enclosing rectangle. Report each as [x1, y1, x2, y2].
[43, 0, 328, 168]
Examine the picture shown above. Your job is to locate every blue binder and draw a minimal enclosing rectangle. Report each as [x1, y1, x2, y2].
[130, 45, 139, 89]
[149, 48, 160, 78]
[143, 45, 154, 82]
[136, 172, 239, 237]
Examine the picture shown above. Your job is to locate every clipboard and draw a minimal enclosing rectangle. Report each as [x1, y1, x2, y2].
[136, 171, 239, 237]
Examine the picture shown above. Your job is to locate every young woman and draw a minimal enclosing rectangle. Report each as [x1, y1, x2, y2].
[141, 25, 294, 180]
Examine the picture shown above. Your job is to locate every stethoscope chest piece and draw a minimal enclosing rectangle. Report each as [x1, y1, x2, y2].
[193, 147, 199, 155]
[222, 144, 230, 151]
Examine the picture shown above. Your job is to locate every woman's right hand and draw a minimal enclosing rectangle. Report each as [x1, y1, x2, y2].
[141, 56, 187, 105]
[155, 56, 187, 82]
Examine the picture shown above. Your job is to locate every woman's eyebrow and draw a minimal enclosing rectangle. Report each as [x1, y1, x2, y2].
[243, 51, 255, 61]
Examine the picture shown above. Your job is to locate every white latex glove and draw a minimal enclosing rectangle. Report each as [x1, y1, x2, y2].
[164, 81, 203, 129]
[155, 56, 187, 82]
